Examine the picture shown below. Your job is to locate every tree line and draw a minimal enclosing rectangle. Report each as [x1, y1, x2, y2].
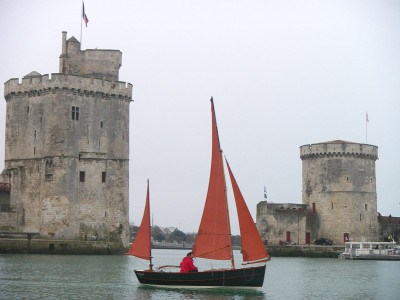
[129, 224, 241, 247]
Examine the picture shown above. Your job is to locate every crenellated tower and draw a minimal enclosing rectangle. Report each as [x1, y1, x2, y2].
[0, 32, 132, 252]
[300, 140, 379, 243]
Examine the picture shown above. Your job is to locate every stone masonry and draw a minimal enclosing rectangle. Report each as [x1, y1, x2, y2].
[300, 140, 379, 243]
[0, 32, 132, 252]
[257, 140, 380, 245]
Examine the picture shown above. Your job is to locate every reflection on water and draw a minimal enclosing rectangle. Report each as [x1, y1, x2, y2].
[136, 285, 265, 300]
[0, 250, 399, 299]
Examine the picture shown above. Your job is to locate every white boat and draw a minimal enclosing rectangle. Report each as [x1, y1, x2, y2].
[339, 241, 400, 260]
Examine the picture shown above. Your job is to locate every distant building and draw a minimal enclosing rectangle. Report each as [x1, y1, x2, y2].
[257, 202, 313, 245]
[378, 214, 400, 243]
[0, 32, 132, 252]
[256, 140, 399, 245]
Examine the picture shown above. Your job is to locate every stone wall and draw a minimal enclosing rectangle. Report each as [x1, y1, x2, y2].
[379, 215, 400, 244]
[1, 32, 132, 251]
[0, 237, 127, 255]
[59, 31, 122, 81]
[257, 202, 314, 245]
[256, 140, 381, 246]
[300, 140, 379, 244]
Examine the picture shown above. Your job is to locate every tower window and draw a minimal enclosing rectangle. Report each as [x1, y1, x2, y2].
[365, 204, 367, 211]
[331, 203, 333, 209]
[27, 106, 29, 113]
[45, 174, 54, 181]
[360, 214, 362, 221]
[80, 171, 85, 182]
[102, 172, 106, 183]
[100, 121, 103, 128]
[72, 106, 80, 120]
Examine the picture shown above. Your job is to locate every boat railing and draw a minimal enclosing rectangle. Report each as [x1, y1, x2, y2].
[157, 265, 180, 271]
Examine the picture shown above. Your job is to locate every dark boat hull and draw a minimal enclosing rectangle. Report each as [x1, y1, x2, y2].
[134, 265, 266, 289]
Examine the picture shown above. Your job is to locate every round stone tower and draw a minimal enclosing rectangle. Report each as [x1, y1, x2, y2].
[300, 140, 379, 244]
[1, 32, 132, 252]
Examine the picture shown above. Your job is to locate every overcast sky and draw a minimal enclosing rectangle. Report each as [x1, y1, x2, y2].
[1, 0, 399, 234]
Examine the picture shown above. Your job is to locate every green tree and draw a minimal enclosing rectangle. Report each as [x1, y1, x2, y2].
[168, 228, 186, 243]
[152, 226, 166, 242]
[231, 235, 241, 247]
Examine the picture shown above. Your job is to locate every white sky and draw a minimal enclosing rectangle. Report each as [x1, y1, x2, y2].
[0, 0, 399, 235]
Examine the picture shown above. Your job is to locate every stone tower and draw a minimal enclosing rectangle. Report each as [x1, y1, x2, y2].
[300, 140, 379, 243]
[0, 32, 132, 251]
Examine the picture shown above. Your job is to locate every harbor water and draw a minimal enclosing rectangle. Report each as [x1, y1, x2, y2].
[0, 249, 399, 299]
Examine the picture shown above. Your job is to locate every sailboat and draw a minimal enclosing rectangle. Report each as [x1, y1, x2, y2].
[128, 98, 270, 289]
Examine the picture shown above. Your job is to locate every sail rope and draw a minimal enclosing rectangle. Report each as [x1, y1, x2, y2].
[130, 256, 152, 270]
[241, 257, 271, 265]
[194, 245, 230, 258]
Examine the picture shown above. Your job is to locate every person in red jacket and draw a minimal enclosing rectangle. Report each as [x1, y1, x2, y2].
[180, 251, 198, 273]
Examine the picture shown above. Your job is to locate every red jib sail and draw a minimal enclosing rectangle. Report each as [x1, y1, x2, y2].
[127, 180, 151, 261]
[226, 159, 269, 264]
[193, 98, 233, 261]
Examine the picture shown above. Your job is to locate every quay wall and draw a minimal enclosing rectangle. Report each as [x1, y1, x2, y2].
[267, 244, 344, 258]
[0, 238, 127, 255]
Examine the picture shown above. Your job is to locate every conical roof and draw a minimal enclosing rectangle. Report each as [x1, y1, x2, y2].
[24, 71, 41, 78]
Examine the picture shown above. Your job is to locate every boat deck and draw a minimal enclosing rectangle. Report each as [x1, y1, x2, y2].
[339, 241, 400, 260]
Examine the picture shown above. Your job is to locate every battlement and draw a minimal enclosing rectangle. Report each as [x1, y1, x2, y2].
[300, 140, 378, 160]
[4, 73, 132, 100]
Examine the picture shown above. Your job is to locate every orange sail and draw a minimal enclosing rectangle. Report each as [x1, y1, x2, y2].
[127, 180, 152, 263]
[226, 159, 269, 264]
[193, 98, 233, 262]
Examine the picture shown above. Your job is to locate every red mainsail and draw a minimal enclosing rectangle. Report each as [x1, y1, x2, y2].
[127, 180, 152, 262]
[192, 98, 233, 262]
[226, 159, 269, 264]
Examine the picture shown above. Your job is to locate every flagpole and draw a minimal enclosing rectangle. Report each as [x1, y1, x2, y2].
[264, 185, 267, 202]
[80, 0, 83, 46]
[365, 111, 368, 143]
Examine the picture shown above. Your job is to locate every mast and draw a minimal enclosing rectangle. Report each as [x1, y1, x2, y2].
[192, 98, 234, 267]
[146, 180, 153, 271]
[211, 98, 235, 269]
[126, 179, 153, 271]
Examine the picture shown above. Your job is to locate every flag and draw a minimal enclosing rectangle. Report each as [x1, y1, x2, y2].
[82, 2, 89, 27]
[264, 186, 267, 200]
[366, 112, 369, 123]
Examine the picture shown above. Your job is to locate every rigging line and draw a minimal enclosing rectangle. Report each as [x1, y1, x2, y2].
[194, 245, 230, 258]
[242, 258, 270, 265]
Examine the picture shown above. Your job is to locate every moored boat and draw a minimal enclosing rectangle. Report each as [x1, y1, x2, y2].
[339, 241, 400, 260]
[127, 98, 270, 289]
